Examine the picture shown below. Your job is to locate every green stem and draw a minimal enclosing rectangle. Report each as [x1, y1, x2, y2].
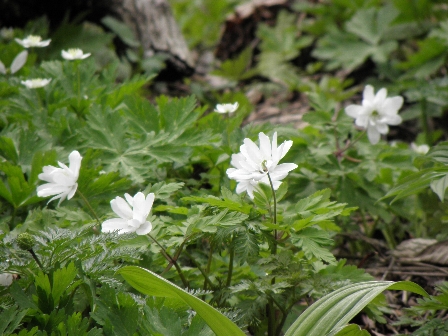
[334, 130, 366, 158]
[76, 190, 101, 232]
[266, 172, 278, 335]
[226, 243, 234, 287]
[420, 99, 431, 145]
[28, 249, 45, 272]
[76, 62, 81, 113]
[148, 234, 189, 288]
[266, 172, 278, 255]
[183, 250, 215, 289]
[204, 244, 213, 292]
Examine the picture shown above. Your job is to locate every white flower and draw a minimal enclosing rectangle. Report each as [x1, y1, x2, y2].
[21, 78, 51, 89]
[0, 27, 14, 40]
[345, 85, 403, 144]
[37, 150, 82, 205]
[0, 273, 13, 286]
[226, 132, 297, 198]
[411, 143, 429, 155]
[61, 48, 91, 60]
[215, 102, 239, 114]
[102, 192, 154, 235]
[15, 35, 51, 48]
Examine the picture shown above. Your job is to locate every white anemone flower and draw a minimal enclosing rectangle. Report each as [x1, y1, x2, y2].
[0, 273, 13, 286]
[21, 78, 51, 89]
[345, 85, 403, 145]
[215, 102, 239, 114]
[61, 48, 91, 60]
[227, 132, 297, 198]
[15, 35, 51, 48]
[37, 150, 82, 205]
[411, 143, 430, 155]
[102, 192, 154, 235]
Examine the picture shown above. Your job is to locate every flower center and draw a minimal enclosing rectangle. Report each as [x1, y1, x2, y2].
[28, 35, 41, 43]
[261, 160, 269, 173]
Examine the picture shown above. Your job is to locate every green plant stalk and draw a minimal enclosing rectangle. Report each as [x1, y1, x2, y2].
[420, 99, 431, 145]
[334, 129, 366, 158]
[76, 190, 101, 232]
[76, 62, 81, 113]
[226, 244, 234, 287]
[183, 250, 215, 289]
[148, 234, 189, 288]
[204, 244, 214, 291]
[266, 172, 278, 335]
[28, 248, 45, 272]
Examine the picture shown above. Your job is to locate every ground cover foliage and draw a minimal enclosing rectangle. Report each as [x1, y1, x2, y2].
[1, 0, 448, 335]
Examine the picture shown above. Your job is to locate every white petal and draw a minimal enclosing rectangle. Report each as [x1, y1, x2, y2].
[111, 197, 133, 219]
[66, 184, 78, 200]
[10, 50, 28, 74]
[102, 218, 131, 233]
[0, 61, 5, 74]
[374, 88, 387, 105]
[68, 150, 82, 178]
[362, 85, 375, 104]
[132, 192, 149, 223]
[376, 123, 389, 134]
[367, 125, 381, 144]
[381, 96, 404, 115]
[136, 221, 152, 235]
[345, 105, 363, 119]
[259, 132, 272, 161]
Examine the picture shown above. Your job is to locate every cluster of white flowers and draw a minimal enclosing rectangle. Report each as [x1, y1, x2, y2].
[345, 85, 404, 144]
[226, 132, 297, 198]
[37, 151, 155, 236]
[11, 35, 90, 89]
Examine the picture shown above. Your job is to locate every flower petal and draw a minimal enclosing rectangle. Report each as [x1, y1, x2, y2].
[111, 196, 133, 219]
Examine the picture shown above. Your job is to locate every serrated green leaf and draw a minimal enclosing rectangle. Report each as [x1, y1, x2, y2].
[285, 281, 428, 336]
[118, 266, 245, 336]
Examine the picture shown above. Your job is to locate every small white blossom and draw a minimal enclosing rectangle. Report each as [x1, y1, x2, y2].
[0, 27, 14, 40]
[0, 273, 13, 286]
[61, 48, 91, 60]
[215, 102, 239, 114]
[102, 192, 154, 235]
[21, 78, 51, 89]
[411, 143, 429, 155]
[15, 35, 51, 48]
[227, 132, 297, 198]
[345, 85, 403, 145]
[37, 150, 82, 205]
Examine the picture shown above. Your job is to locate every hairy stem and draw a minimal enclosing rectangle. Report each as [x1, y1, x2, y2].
[76, 190, 100, 233]
[28, 249, 45, 272]
[148, 234, 189, 288]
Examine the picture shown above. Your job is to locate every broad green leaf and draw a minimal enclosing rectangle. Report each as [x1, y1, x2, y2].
[284, 281, 428, 336]
[117, 266, 245, 336]
[101, 16, 140, 47]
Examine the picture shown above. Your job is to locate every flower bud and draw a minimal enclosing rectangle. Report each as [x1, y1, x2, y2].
[16, 233, 35, 251]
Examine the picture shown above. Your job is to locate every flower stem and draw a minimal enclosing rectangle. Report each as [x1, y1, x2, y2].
[266, 172, 278, 254]
[148, 234, 189, 288]
[183, 250, 215, 289]
[334, 130, 366, 159]
[420, 98, 432, 145]
[226, 243, 234, 287]
[28, 249, 45, 272]
[266, 172, 278, 336]
[76, 190, 101, 233]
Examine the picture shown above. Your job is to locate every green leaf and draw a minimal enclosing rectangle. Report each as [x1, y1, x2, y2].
[430, 173, 448, 201]
[334, 324, 370, 336]
[117, 266, 245, 336]
[284, 281, 428, 336]
[0, 305, 28, 335]
[291, 227, 336, 264]
[101, 16, 140, 47]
